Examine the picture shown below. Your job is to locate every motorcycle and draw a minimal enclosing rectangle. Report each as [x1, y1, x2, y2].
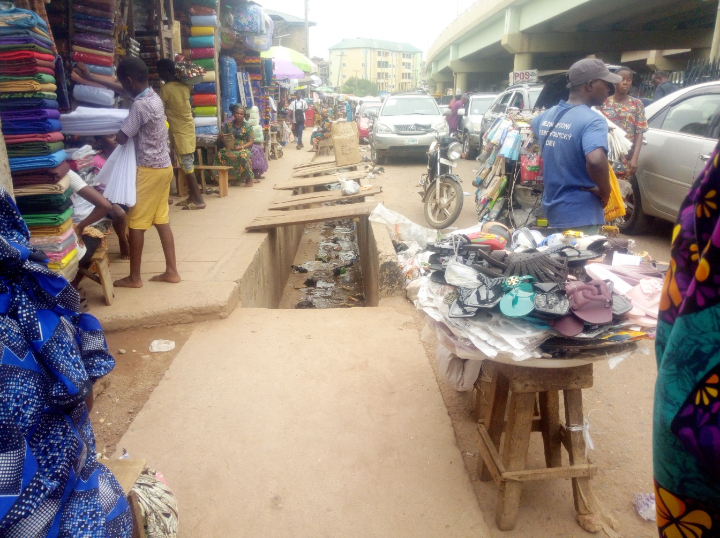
[419, 128, 464, 229]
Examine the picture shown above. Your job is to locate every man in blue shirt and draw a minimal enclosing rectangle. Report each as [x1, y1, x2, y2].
[531, 58, 620, 233]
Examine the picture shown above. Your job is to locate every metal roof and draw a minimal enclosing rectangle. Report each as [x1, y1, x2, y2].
[265, 9, 316, 26]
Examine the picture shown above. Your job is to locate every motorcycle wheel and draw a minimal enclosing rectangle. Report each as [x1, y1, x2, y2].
[462, 132, 476, 160]
[424, 178, 463, 229]
[371, 143, 386, 165]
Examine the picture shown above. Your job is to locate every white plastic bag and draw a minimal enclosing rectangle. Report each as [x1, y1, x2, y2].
[435, 343, 483, 392]
[338, 177, 360, 196]
[369, 203, 439, 247]
[98, 138, 137, 207]
[73, 84, 116, 107]
[444, 258, 480, 288]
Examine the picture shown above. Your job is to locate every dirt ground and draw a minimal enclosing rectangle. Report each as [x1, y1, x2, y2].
[92, 324, 194, 457]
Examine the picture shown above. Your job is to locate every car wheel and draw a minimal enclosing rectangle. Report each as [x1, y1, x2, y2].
[462, 132, 477, 160]
[371, 143, 386, 165]
[617, 175, 652, 235]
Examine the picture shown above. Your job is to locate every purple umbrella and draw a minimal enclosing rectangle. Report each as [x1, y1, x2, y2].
[273, 59, 304, 80]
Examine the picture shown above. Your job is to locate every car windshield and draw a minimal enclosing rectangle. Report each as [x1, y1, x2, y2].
[382, 97, 439, 116]
[529, 89, 543, 109]
[469, 97, 495, 115]
[362, 106, 379, 116]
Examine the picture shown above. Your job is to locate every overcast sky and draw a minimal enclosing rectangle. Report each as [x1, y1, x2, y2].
[264, 0, 477, 60]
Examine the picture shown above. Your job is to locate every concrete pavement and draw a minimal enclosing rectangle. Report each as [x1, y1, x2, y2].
[117, 303, 492, 537]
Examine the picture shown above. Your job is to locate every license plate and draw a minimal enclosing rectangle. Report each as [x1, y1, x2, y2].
[405, 138, 419, 145]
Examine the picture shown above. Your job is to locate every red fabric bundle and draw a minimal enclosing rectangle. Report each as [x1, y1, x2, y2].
[11, 161, 70, 185]
[5, 132, 64, 144]
[71, 51, 114, 67]
[190, 47, 214, 60]
[191, 93, 217, 106]
[189, 5, 215, 15]
[0, 50, 55, 62]
[0, 65, 54, 76]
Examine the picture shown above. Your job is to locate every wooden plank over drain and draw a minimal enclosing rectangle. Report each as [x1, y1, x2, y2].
[292, 163, 360, 178]
[274, 170, 368, 190]
[269, 186, 383, 210]
[246, 202, 378, 231]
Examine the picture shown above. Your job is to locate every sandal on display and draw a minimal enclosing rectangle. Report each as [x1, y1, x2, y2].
[566, 279, 613, 324]
[463, 275, 505, 308]
[533, 282, 570, 317]
[549, 314, 585, 337]
[449, 298, 479, 318]
[499, 275, 537, 317]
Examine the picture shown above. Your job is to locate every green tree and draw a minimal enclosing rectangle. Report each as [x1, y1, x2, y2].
[341, 77, 379, 97]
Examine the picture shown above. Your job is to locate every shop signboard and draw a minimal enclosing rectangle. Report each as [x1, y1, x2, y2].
[509, 69, 538, 85]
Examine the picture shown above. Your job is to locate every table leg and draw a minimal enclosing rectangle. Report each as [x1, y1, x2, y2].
[479, 363, 508, 482]
[218, 170, 229, 198]
[539, 390, 562, 468]
[496, 391, 536, 531]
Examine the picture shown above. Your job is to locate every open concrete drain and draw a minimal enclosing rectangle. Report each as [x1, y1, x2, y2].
[279, 219, 366, 309]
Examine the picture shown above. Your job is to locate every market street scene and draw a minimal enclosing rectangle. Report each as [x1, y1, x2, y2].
[0, 0, 717, 537]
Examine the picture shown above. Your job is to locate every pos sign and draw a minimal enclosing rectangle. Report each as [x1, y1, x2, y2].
[510, 69, 538, 85]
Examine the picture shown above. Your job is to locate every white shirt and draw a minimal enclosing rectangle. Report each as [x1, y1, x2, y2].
[68, 169, 107, 225]
[355, 105, 361, 115]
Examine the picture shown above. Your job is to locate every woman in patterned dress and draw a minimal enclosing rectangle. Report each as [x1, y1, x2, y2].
[218, 104, 255, 187]
[654, 140, 720, 537]
[309, 108, 332, 152]
[601, 67, 648, 179]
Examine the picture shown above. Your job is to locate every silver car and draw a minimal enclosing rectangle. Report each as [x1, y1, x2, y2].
[369, 93, 448, 164]
[460, 93, 498, 159]
[622, 81, 720, 233]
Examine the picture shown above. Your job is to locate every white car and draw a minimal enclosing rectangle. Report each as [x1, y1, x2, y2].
[622, 81, 720, 233]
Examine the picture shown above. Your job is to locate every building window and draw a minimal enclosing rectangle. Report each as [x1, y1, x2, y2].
[342, 62, 346, 67]
[361, 62, 365, 67]
[343, 74, 347, 79]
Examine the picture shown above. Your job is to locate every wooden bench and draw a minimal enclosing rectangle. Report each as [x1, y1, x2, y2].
[176, 147, 231, 198]
[79, 245, 114, 306]
[317, 138, 333, 156]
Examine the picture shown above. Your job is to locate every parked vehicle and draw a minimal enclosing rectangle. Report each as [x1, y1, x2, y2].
[479, 84, 544, 143]
[356, 100, 381, 143]
[368, 92, 448, 164]
[460, 92, 498, 159]
[419, 123, 465, 228]
[621, 81, 720, 233]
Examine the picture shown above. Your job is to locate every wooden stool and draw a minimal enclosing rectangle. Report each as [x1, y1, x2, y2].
[475, 361, 598, 531]
[317, 138, 333, 156]
[79, 245, 114, 306]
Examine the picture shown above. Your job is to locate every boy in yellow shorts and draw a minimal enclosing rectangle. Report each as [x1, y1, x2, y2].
[114, 56, 181, 288]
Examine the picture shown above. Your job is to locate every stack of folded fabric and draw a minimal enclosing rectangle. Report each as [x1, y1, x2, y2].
[136, 36, 162, 88]
[65, 145, 97, 184]
[70, 0, 118, 107]
[0, 5, 76, 279]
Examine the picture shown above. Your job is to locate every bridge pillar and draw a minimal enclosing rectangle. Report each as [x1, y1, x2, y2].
[436, 81, 446, 95]
[513, 53, 533, 71]
[455, 72, 468, 94]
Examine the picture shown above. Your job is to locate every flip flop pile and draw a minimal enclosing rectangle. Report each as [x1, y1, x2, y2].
[428, 234, 646, 345]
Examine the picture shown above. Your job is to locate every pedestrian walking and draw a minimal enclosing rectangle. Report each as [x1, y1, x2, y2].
[289, 95, 308, 149]
[530, 58, 621, 233]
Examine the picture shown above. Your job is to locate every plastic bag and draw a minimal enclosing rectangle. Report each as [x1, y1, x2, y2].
[232, 3, 265, 35]
[520, 153, 541, 184]
[149, 339, 175, 353]
[604, 164, 626, 221]
[97, 137, 137, 207]
[444, 258, 481, 288]
[369, 203, 439, 247]
[435, 344, 483, 392]
[338, 177, 361, 196]
[243, 14, 272, 52]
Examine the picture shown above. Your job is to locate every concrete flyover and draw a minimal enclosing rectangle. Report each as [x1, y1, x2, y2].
[426, 0, 718, 94]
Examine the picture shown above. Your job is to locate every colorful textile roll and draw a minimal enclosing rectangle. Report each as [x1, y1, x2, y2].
[73, 32, 115, 52]
[8, 149, 66, 172]
[190, 26, 214, 36]
[191, 93, 216, 106]
[72, 84, 115, 106]
[193, 81, 215, 94]
[188, 35, 214, 48]
[191, 58, 215, 70]
[193, 116, 216, 127]
[71, 50, 114, 67]
[195, 125, 218, 135]
[189, 5, 216, 15]
[190, 15, 217, 26]
[189, 47, 214, 59]
[0, 98, 59, 110]
[0, 107, 60, 120]
[193, 105, 217, 117]
[202, 70, 216, 82]
[0, 79, 56, 93]
[82, 63, 115, 76]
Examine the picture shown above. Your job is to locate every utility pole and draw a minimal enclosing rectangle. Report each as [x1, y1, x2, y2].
[304, 0, 310, 57]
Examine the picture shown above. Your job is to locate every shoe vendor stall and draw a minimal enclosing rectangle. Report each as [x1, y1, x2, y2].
[371, 204, 661, 534]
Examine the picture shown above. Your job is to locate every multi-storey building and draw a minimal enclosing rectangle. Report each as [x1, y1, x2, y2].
[328, 38, 423, 92]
